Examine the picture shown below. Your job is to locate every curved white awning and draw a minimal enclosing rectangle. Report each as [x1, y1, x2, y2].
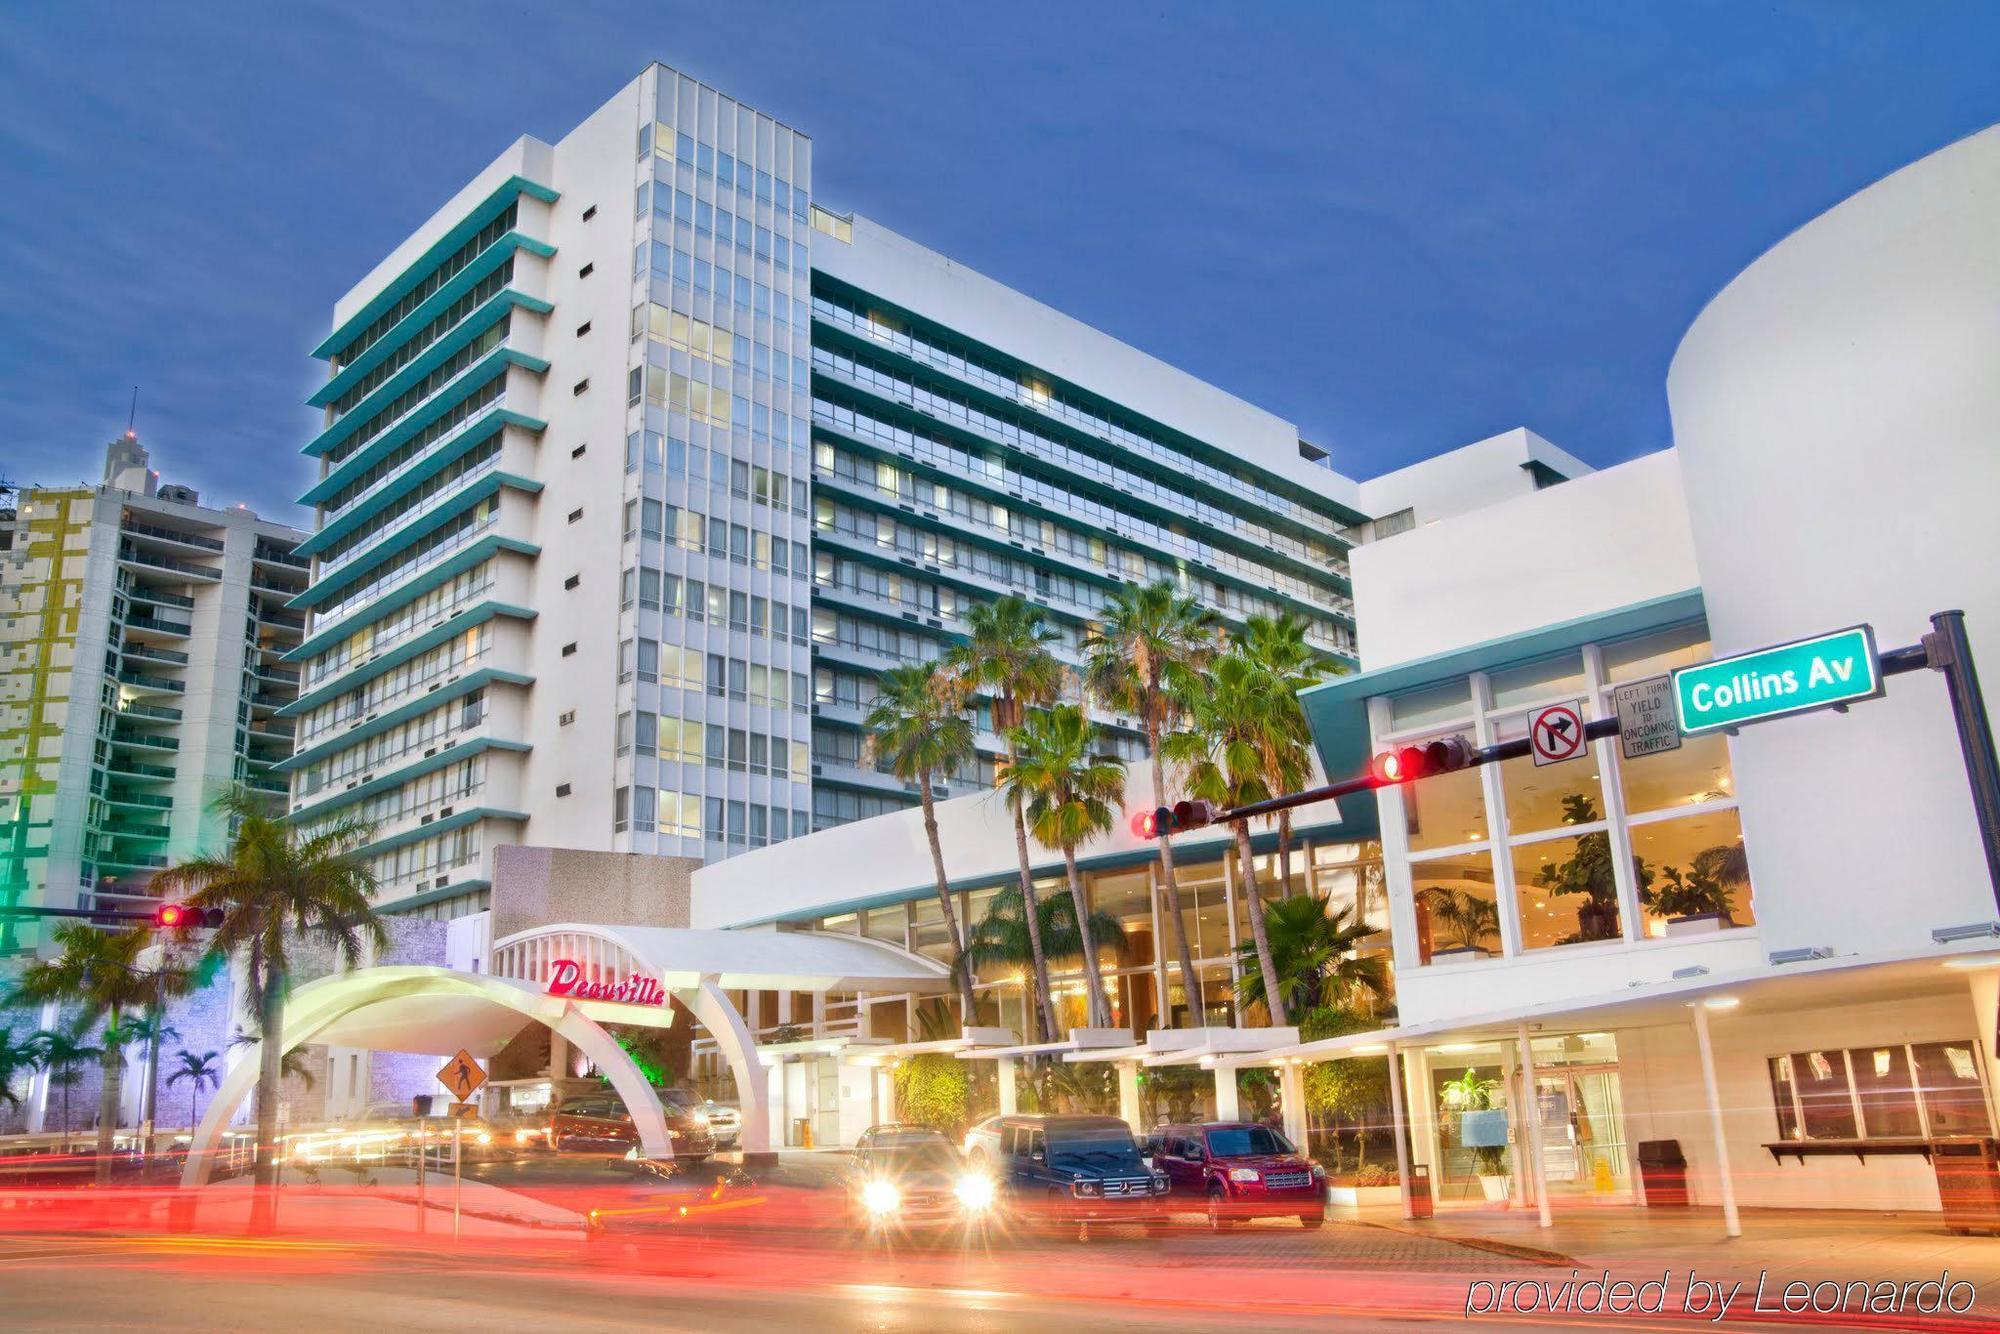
[489, 922, 952, 995]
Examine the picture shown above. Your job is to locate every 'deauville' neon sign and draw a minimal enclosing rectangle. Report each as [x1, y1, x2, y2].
[546, 958, 667, 1007]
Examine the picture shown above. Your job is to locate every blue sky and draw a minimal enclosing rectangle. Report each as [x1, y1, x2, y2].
[5, 1, 2000, 522]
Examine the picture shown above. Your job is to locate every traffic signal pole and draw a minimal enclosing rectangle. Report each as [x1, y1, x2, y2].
[1210, 611, 2000, 915]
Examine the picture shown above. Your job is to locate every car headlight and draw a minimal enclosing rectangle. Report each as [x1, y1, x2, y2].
[475, 1131, 492, 1146]
[691, 1111, 709, 1124]
[862, 1179, 901, 1215]
[1227, 1167, 1261, 1183]
[1070, 1180, 1102, 1198]
[954, 1173, 995, 1211]
[1151, 1172, 1169, 1193]
[1310, 1162, 1326, 1179]
[515, 1130, 533, 1145]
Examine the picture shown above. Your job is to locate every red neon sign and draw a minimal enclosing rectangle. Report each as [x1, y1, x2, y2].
[546, 958, 666, 1007]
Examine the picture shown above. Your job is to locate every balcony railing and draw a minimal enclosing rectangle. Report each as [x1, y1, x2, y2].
[125, 613, 192, 636]
[123, 642, 189, 666]
[119, 544, 221, 580]
[110, 729, 179, 751]
[103, 790, 173, 810]
[117, 702, 183, 723]
[115, 670, 185, 694]
[105, 759, 175, 780]
[125, 586, 195, 610]
[122, 519, 223, 551]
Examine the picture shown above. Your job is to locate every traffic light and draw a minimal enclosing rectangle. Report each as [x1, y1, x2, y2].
[1370, 735, 1480, 785]
[1135, 800, 1220, 839]
[154, 902, 222, 930]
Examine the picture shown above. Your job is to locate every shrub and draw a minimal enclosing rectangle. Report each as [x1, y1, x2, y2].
[893, 1052, 970, 1135]
[1354, 1162, 1395, 1188]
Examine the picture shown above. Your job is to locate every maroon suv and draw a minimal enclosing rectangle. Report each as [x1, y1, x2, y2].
[1153, 1122, 1326, 1228]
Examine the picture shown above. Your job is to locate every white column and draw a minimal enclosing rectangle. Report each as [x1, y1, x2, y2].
[877, 1065, 896, 1123]
[1516, 1022, 1552, 1228]
[1692, 1004, 1741, 1238]
[1387, 1043, 1414, 1220]
[1501, 1041, 1527, 1209]
[997, 1056, 1018, 1114]
[1213, 1062, 1241, 1121]
[548, 1030, 570, 1081]
[1118, 1060, 1143, 1132]
[1966, 972, 2000, 1138]
[1278, 1063, 1308, 1148]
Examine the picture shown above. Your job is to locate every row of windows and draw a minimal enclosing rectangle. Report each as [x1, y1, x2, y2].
[620, 641, 807, 711]
[321, 377, 508, 519]
[810, 288, 1347, 534]
[317, 436, 503, 572]
[622, 570, 810, 644]
[330, 262, 516, 417]
[371, 823, 480, 893]
[350, 756, 484, 831]
[617, 711, 810, 781]
[641, 240, 809, 341]
[330, 203, 518, 369]
[296, 689, 484, 796]
[617, 783, 812, 848]
[298, 623, 489, 748]
[810, 607, 942, 666]
[624, 427, 810, 491]
[653, 182, 805, 271]
[325, 321, 508, 468]
[1769, 1042, 1990, 1142]
[310, 497, 500, 629]
[623, 497, 808, 576]
[642, 121, 808, 218]
[303, 564, 493, 691]
[636, 302, 735, 368]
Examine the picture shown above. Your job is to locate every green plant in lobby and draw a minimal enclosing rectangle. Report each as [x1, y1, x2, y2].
[9, 920, 191, 1182]
[1233, 893, 1387, 1020]
[892, 1052, 971, 1135]
[1162, 647, 1303, 1026]
[1237, 611, 1337, 896]
[1533, 794, 1652, 943]
[151, 788, 383, 1210]
[1003, 704, 1125, 1029]
[960, 884, 1127, 1043]
[1441, 1067, 1510, 1188]
[1083, 579, 1221, 1020]
[1417, 885, 1500, 953]
[865, 660, 979, 1026]
[1646, 843, 1749, 923]
[948, 596, 1065, 1041]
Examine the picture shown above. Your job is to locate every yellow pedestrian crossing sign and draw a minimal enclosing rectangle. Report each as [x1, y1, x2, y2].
[436, 1049, 487, 1101]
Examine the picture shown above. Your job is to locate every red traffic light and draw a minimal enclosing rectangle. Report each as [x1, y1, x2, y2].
[1131, 808, 1161, 839]
[154, 902, 221, 930]
[1370, 736, 1480, 785]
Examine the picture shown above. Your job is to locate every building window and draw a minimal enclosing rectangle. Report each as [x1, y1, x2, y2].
[573, 379, 590, 396]
[555, 783, 572, 798]
[567, 508, 584, 524]
[561, 642, 577, 657]
[1768, 1042, 1990, 1142]
[1373, 507, 1415, 539]
[559, 710, 575, 726]
[578, 262, 594, 278]
[564, 574, 580, 590]
[581, 205, 597, 222]
[571, 443, 587, 459]
[576, 322, 593, 338]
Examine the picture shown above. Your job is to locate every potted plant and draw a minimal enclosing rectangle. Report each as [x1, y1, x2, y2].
[1441, 1068, 1511, 1202]
[1646, 853, 1739, 935]
[1534, 794, 1652, 944]
[1418, 886, 1501, 960]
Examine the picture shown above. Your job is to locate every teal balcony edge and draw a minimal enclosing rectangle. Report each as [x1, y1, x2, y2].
[294, 473, 542, 611]
[293, 736, 532, 817]
[353, 807, 528, 863]
[305, 290, 528, 439]
[313, 176, 559, 361]
[300, 406, 544, 511]
[312, 275, 554, 409]
[305, 337, 549, 462]
[300, 408, 514, 551]
[278, 602, 537, 712]
[282, 533, 540, 658]
[277, 665, 536, 773]
[377, 877, 492, 916]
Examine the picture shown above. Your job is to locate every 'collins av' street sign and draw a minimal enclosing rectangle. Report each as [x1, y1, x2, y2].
[1672, 624, 1884, 736]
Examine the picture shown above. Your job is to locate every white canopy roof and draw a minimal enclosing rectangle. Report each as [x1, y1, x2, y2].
[490, 922, 953, 995]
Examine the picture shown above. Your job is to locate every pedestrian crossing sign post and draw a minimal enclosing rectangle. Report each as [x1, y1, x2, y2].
[436, 1049, 487, 1101]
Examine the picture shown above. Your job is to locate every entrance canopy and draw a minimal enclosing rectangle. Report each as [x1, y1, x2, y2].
[489, 922, 953, 994]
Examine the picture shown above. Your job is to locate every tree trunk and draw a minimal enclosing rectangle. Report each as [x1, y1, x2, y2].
[253, 975, 285, 1205]
[1012, 806, 1061, 1041]
[1236, 823, 1289, 1027]
[1063, 848, 1111, 1028]
[1149, 726, 1205, 1022]
[1276, 809, 1295, 897]
[94, 1006, 123, 1185]
[920, 782, 978, 1029]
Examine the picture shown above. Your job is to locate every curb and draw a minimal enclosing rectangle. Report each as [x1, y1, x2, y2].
[1357, 1219, 1576, 1266]
[373, 1189, 587, 1234]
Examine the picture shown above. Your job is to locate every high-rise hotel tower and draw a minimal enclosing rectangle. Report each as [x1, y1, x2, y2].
[284, 64, 1371, 918]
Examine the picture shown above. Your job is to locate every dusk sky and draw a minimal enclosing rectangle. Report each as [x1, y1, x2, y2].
[5, 1, 2000, 523]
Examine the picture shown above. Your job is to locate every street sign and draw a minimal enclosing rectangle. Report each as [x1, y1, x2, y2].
[1673, 624, 1883, 736]
[1530, 701, 1587, 766]
[1613, 675, 1682, 761]
[448, 1101, 478, 1118]
[436, 1049, 487, 1101]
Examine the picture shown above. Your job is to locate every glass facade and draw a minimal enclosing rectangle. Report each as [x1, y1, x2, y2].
[1379, 619, 1758, 968]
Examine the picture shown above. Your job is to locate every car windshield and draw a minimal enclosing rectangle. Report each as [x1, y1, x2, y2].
[1047, 1125, 1139, 1160]
[1206, 1126, 1294, 1157]
[876, 1142, 959, 1171]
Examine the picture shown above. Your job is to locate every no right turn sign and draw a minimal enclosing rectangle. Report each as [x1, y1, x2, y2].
[1530, 701, 1587, 766]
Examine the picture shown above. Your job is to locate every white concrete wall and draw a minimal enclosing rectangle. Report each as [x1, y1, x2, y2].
[1351, 449, 1702, 671]
[1667, 123, 2000, 960]
[814, 214, 1359, 508]
[1355, 428, 1590, 535]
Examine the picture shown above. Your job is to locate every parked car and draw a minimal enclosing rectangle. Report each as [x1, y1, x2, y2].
[1154, 1121, 1326, 1228]
[846, 1124, 992, 1233]
[963, 1114, 1168, 1233]
[551, 1089, 716, 1161]
[698, 1100, 741, 1148]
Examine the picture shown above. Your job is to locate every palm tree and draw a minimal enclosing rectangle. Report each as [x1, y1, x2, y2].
[28, 1028, 99, 1151]
[228, 1025, 319, 1088]
[960, 884, 1128, 1041]
[1233, 894, 1388, 1019]
[865, 662, 979, 1026]
[1083, 579, 1219, 1020]
[1161, 648, 1296, 1026]
[1418, 885, 1501, 953]
[1238, 612, 1332, 897]
[0, 1026, 39, 1118]
[150, 788, 383, 1195]
[10, 922, 191, 1181]
[948, 597, 1065, 1040]
[166, 1049, 222, 1129]
[1003, 706, 1125, 1029]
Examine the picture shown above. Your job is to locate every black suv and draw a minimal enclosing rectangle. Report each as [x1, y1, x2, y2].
[963, 1113, 1168, 1229]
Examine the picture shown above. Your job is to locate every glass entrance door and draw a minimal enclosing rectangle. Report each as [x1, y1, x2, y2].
[1534, 1065, 1629, 1195]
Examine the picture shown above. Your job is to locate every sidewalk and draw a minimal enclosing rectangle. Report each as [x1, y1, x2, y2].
[1351, 1200, 2000, 1289]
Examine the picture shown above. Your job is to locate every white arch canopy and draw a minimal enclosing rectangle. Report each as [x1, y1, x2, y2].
[179, 966, 672, 1187]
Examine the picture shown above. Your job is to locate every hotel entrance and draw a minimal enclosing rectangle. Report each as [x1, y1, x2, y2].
[1532, 1063, 1630, 1197]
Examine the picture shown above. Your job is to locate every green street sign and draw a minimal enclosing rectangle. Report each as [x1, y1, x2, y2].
[1673, 624, 1883, 736]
